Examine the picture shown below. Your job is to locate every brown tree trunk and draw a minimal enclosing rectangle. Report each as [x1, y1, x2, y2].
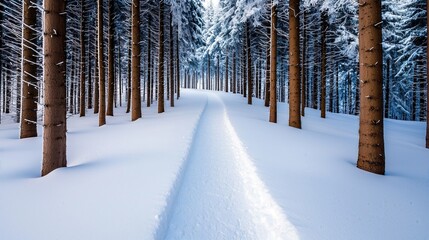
[107, 0, 114, 116]
[264, 41, 270, 107]
[216, 55, 220, 91]
[98, 0, 106, 126]
[147, 15, 152, 107]
[20, 0, 38, 138]
[126, 45, 131, 113]
[246, 20, 252, 105]
[232, 51, 236, 93]
[94, 45, 99, 114]
[320, 10, 327, 119]
[158, 1, 165, 114]
[301, 9, 307, 117]
[169, 10, 174, 107]
[69, 57, 75, 114]
[176, 27, 180, 99]
[289, 0, 301, 128]
[357, 0, 385, 175]
[131, 0, 142, 120]
[79, 0, 86, 117]
[269, 2, 277, 123]
[207, 55, 211, 90]
[41, 0, 67, 176]
[225, 53, 229, 92]
[87, 29, 93, 110]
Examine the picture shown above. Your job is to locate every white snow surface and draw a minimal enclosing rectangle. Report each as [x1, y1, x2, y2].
[0, 89, 428, 240]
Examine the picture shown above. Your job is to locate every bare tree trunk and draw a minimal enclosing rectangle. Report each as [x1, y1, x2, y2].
[147, 15, 151, 107]
[225, 52, 229, 92]
[357, 0, 385, 175]
[87, 28, 93, 110]
[246, 20, 252, 105]
[79, 0, 86, 117]
[169, 10, 174, 107]
[176, 27, 180, 99]
[320, 10, 327, 119]
[269, 1, 277, 123]
[264, 41, 270, 107]
[131, 0, 142, 120]
[98, 0, 106, 126]
[107, 0, 114, 116]
[20, 0, 38, 138]
[216, 55, 220, 91]
[158, 1, 165, 113]
[41, 0, 67, 176]
[94, 43, 99, 114]
[232, 51, 236, 93]
[289, 0, 301, 128]
[301, 9, 306, 117]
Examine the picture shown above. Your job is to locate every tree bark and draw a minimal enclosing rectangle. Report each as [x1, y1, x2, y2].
[320, 10, 327, 119]
[20, 0, 38, 138]
[79, 0, 86, 117]
[169, 10, 174, 107]
[158, 1, 165, 114]
[176, 27, 180, 99]
[269, 2, 277, 123]
[289, 0, 301, 128]
[225, 53, 229, 93]
[147, 15, 152, 107]
[246, 20, 252, 105]
[98, 0, 106, 126]
[357, 0, 385, 175]
[41, 0, 67, 176]
[131, 0, 142, 120]
[107, 0, 114, 116]
[232, 51, 236, 93]
[301, 9, 307, 117]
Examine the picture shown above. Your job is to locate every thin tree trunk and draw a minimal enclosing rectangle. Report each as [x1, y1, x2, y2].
[264, 40, 270, 107]
[41, 0, 67, 176]
[94, 41, 99, 114]
[289, 0, 301, 128]
[225, 53, 229, 92]
[233, 51, 236, 93]
[107, 0, 114, 116]
[357, 0, 385, 175]
[98, 0, 106, 126]
[20, 0, 38, 138]
[269, 1, 277, 123]
[80, 0, 86, 117]
[169, 10, 174, 107]
[158, 1, 165, 113]
[301, 9, 307, 117]
[147, 15, 151, 107]
[87, 27, 93, 110]
[131, 0, 142, 120]
[246, 20, 252, 105]
[176, 27, 180, 99]
[320, 10, 327, 119]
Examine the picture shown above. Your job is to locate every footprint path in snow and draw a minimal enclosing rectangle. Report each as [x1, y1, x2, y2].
[159, 92, 299, 240]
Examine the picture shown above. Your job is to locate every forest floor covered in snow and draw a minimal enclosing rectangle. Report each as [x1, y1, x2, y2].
[0, 89, 428, 240]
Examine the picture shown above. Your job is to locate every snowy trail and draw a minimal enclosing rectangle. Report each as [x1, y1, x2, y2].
[160, 92, 299, 240]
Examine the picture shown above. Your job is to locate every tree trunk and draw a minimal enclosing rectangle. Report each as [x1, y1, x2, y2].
[320, 10, 327, 119]
[41, 0, 67, 176]
[94, 42, 99, 114]
[20, 0, 38, 138]
[158, 1, 165, 114]
[246, 20, 252, 105]
[98, 0, 106, 126]
[131, 0, 142, 120]
[269, 2, 277, 123]
[301, 9, 307, 117]
[79, 0, 86, 117]
[147, 15, 151, 107]
[216, 55, 220, 91]
[264, 40, 270, 107]
[225, 53, 229, 93]
[289, 0, 301, 128]
[357, 0, 385, 175]
[169, 10, 174, 107]
[176, 27, 180, 99]
[87, 27, 93, 110]
[232, 51, 236, 93]
[107, 0, 114, 116]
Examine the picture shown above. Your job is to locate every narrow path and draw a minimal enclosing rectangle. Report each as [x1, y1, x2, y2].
[162, 92, 298, 240]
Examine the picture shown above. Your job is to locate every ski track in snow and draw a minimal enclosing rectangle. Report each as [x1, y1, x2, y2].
[157, 92, 299, 240]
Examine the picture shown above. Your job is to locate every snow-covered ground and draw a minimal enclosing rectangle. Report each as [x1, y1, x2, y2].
[1, 89, 428, 240]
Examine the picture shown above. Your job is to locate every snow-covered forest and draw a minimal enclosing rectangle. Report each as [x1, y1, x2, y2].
[0, 0, 428, 239]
